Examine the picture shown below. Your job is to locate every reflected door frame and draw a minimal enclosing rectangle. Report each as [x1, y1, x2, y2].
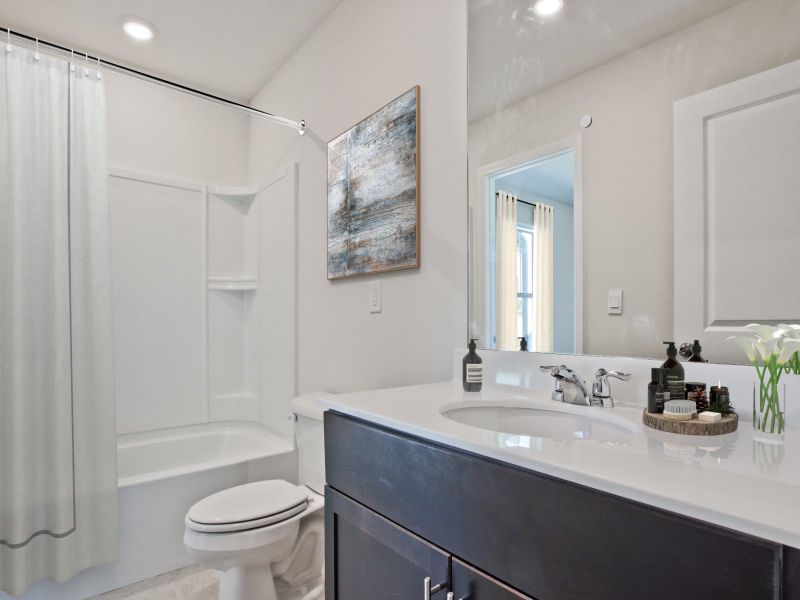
[472, 134, 584, 352]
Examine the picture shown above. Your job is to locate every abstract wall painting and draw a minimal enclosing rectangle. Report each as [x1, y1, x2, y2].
[327, 86, 420, 279]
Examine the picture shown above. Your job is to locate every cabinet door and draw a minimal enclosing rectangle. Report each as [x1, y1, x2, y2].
[325, 487, 450, 599]
[452, 559, 533, 600]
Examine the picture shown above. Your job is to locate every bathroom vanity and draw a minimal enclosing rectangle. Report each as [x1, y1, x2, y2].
[322, 376, 800, 599]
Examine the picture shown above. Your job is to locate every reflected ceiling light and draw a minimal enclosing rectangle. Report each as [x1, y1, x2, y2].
[121, 17, 156, 41]
[533, 0, 563, 17]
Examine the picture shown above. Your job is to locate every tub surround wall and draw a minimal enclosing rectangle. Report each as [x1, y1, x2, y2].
[106, 73, 252, 436]
[106, 74, 298, 438]
[248, 0, 468, 397]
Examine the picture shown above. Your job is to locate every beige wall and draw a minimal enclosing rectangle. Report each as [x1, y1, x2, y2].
[469, 0, 800, 359]
[248, 0, 468, 394]
[106, 71, 249, 184]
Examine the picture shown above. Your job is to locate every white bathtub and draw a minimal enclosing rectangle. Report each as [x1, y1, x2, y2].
[16, 422, 297, 600]
[118, 422, 294, 487]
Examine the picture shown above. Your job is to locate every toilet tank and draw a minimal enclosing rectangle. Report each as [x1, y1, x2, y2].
[290, 393, 329, 495]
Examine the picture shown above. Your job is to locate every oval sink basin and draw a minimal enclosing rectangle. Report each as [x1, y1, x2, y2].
[442, 404, 637, 442]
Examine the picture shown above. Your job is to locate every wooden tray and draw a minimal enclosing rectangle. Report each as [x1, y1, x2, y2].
[642, 409, 738, 436]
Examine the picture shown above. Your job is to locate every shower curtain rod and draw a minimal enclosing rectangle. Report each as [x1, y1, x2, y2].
[1, 26, 307, 135]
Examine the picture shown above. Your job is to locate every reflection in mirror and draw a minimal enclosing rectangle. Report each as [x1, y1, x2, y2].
[468, 0, 800, 364]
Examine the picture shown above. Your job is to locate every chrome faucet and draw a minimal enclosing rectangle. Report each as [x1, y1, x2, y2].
[540, 365, 630, 407]
[539, 365, 590, 406]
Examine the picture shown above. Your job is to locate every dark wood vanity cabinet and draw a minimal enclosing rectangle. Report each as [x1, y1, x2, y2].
[325, 411, 798, 600]
[325, 487, 450, 599]
[326, 487, 532, 600]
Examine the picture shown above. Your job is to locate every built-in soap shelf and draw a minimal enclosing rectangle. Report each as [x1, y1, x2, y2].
[207, 181, 261, 425]
[207, 185, 259, 203]
[207, 277, 258, 291]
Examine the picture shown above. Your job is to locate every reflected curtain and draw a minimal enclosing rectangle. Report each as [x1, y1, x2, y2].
[533, 203, 554, 352]
[0, 44, 117, 595]
[495, 191, 518, 350]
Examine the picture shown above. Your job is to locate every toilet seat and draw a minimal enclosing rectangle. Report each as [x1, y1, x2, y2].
[186, 480, 308, 533]
[183, 488, 324, 555]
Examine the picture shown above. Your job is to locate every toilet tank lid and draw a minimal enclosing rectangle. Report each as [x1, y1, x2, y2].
[290, 392, 332, 421]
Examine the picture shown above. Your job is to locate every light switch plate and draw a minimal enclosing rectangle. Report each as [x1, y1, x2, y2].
[608, 289, 623, 315]
[369, 280, 381, 313]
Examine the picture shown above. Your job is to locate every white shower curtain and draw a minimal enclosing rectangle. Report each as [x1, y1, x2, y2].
[0, 45, 117, 595]
[495, 191, 518, 350]
[533, 203, 554, 352]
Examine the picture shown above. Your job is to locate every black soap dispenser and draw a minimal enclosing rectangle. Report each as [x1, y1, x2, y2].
[463, 339, 483, 392]
[688, 339, 707, 363]
[662, 342, 685, 400]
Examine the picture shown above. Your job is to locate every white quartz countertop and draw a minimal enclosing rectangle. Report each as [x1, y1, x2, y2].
[321, 381, 800, 548]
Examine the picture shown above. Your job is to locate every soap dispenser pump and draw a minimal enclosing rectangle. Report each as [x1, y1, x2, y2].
[662, 342, 685, 400]
[463, 339, 483, 392]
[688, 339, 707, 363]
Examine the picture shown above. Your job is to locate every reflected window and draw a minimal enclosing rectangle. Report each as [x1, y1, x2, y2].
[517, 226, 535, 349]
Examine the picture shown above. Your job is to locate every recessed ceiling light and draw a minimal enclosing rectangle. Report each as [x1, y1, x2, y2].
[533, 0, 564, 17]
[121, 17, 156, 42]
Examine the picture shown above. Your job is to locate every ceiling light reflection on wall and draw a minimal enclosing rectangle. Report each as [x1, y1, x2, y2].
[121, 17, 156, 41]
[533, 0, 564, 17]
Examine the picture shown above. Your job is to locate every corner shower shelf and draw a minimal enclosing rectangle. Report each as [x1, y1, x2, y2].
[207, 185, 259, 202]
[208, 277, 258, 291]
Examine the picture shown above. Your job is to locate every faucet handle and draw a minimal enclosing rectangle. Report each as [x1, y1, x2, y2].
[539, 365, 568, 376]
[590, 369, 631, 407]
[597, 368, 631, 381]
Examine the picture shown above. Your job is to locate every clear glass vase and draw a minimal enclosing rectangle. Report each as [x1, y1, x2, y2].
[753, 381, 786, 443]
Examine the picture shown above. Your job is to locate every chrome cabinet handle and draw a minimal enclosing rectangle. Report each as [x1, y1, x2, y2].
[424, 576, 444, 600]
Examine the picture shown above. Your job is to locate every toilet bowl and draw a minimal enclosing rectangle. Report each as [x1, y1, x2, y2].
[184, 481, 324, 600]
[184, 394, 329, 600]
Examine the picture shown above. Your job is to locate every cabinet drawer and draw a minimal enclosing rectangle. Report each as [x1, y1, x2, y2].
[325, 411, 782, 600]
[453, 558, 534, 599]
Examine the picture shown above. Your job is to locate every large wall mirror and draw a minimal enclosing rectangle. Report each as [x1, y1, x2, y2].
[468, 0, 800, 364]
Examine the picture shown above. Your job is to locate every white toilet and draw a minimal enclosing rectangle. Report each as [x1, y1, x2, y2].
[184, 394, 327, 600]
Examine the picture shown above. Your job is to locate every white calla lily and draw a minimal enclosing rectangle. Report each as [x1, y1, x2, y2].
[777, 339, 800, 366]
[726, 335, 758, 363]
[744, 323, 780, 341]
[757, 337, 780, 362]
[732, 323, 800, 436]
[778, 323, 800, 339]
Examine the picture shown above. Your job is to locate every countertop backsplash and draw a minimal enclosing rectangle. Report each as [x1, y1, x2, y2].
[452, 349, 800, 428]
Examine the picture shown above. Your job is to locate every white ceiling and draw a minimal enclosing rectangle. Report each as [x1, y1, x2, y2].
[497, 150, 574, 205]
[0, 0, 342, 101]
[469, 0, 746, 121]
